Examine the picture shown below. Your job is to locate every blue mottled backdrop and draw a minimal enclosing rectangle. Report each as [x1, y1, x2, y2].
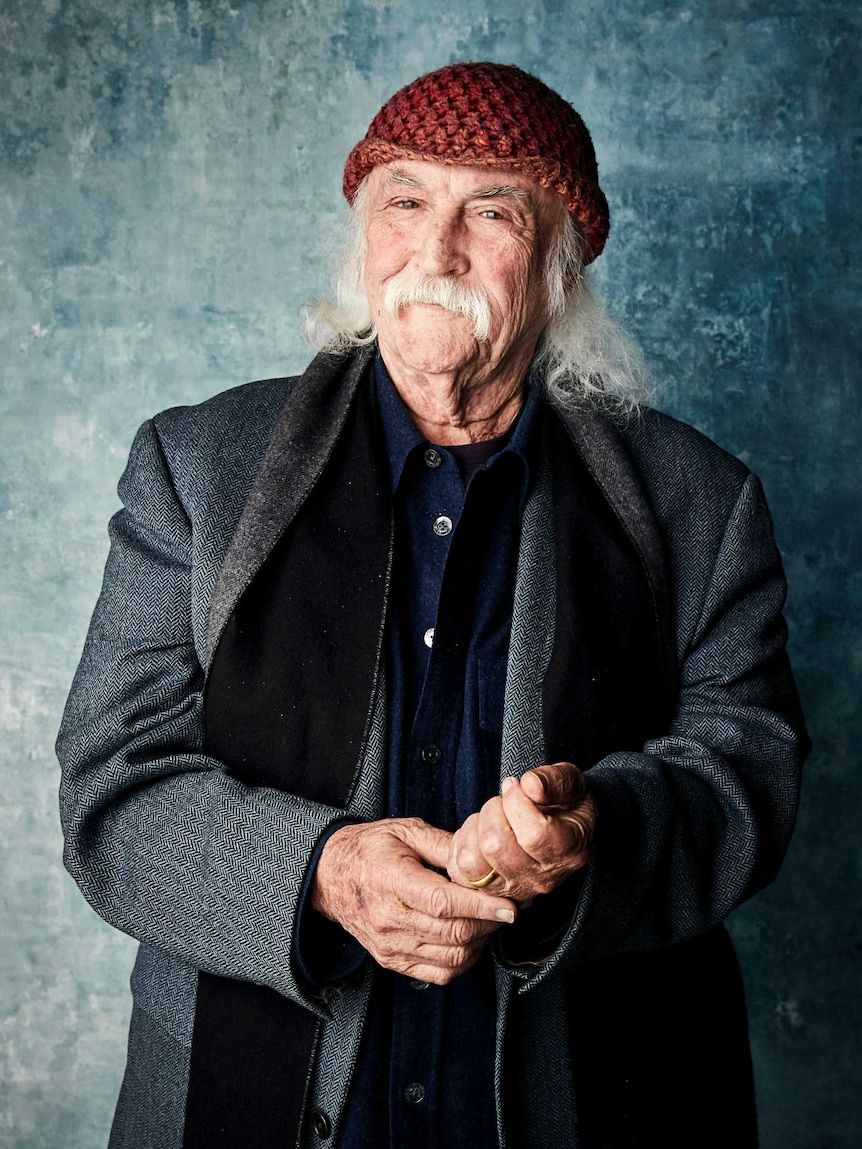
[1, 1, 859, 1145]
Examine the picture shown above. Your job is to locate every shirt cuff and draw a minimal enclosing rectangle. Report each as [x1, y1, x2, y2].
[293, 819, 368, 991]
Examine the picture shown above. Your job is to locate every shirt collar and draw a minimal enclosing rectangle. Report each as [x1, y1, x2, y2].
[373, 353, 540, 494]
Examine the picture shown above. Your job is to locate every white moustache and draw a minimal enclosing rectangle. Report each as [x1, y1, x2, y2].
[382, 275, 492, 342]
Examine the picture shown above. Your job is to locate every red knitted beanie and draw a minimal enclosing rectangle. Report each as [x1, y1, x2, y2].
[343, 62, 609, 263]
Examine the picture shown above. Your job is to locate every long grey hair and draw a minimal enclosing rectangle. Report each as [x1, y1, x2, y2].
[303, 178, 651, 412]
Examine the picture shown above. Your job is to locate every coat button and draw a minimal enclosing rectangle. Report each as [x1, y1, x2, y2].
[404, 1081, 426, 1105]
[311, 1110, 332, 1139]
[421, 745, 442, 765]
[433, 514, 453, 537]
[409, 978, 431, 990]
[424, 448, 442, 468]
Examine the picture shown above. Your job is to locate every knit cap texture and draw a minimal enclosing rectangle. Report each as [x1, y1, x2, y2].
[343, 62, 609, 262]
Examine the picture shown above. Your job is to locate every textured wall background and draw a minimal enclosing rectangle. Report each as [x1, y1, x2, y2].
[1, 1, 859, 1145]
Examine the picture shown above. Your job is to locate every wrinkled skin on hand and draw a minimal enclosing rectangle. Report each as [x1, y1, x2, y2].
[311, 817, 518, 986]
[447, 762, 597, 903]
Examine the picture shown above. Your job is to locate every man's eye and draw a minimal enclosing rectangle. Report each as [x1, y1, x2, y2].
[394, 199, 419, 209]
[479, 209, 504, 219]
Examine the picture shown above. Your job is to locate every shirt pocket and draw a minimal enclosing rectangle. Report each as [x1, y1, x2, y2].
[477, 655, 508, 733]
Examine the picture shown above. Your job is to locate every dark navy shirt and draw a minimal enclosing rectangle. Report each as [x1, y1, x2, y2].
[297, 357, 540, 1148]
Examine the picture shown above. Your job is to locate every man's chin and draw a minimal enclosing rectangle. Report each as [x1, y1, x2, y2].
[388, 335, 482, 377]
[379, 316, 483, 371]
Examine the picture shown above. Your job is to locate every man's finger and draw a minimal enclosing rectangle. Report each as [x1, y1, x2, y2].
[397, 903, 502, 945]
[475, 796, 535, 878]
[397, 857, 516, 924]
[519, 762, 588, 809]
[397, 818, 453, 871]
[398, 947, 487, 986]
[501, 777, 575, 864]
[447, 812, 486, 884]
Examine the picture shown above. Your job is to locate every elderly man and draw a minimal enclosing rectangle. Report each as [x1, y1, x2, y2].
[58, 63, 807, 1149]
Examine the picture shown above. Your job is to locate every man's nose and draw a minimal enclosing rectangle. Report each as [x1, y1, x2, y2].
[415, 215, 468, 277]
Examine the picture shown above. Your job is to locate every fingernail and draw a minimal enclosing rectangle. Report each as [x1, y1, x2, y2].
[501, 777, 515, 794]
[495, 909, 515, 924]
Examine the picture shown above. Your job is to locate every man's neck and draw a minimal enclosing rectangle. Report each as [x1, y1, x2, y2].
[379, 354, 532, 446]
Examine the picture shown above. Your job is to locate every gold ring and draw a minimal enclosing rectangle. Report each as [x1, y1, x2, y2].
[467, 867, 499, 889]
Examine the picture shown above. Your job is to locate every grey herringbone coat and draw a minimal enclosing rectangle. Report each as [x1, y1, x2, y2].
[58, 347, 806, 1148]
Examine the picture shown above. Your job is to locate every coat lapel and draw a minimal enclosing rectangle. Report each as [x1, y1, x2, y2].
[503, 400, 677, 781]
[204, 346, 392, 808]
[549, 401, 677, 700]
[206, 346, 377, 669]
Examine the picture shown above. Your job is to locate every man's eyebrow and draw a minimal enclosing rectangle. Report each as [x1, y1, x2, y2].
[470, 184, 530, 200]
[386, 167, 424, 189]
[385, 168, 530, 201]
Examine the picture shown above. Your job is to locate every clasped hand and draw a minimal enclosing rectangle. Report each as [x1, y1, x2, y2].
[447, 761, 597, 903]
[312, 762, 595, 985]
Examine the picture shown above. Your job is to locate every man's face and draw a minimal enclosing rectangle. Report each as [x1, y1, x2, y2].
[362, 159, 563, 383]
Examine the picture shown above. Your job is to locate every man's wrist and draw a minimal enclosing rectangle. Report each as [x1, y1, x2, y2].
[294, 820, 367, 990]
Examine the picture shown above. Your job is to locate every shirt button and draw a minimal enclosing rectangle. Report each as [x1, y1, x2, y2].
[404, 1082, 426, 1105]
[311, 1110, 332, 1139]
[423, 627, 435, 648]
[410, 978, 431, 990]
[421, 745, 442, 765]
[424, 448, 442, 468]
[433, 515, 453, 537]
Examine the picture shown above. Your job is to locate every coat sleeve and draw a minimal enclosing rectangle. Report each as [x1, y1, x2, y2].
[57, 418, 341, 1017]
[501, 469, 809, 982]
